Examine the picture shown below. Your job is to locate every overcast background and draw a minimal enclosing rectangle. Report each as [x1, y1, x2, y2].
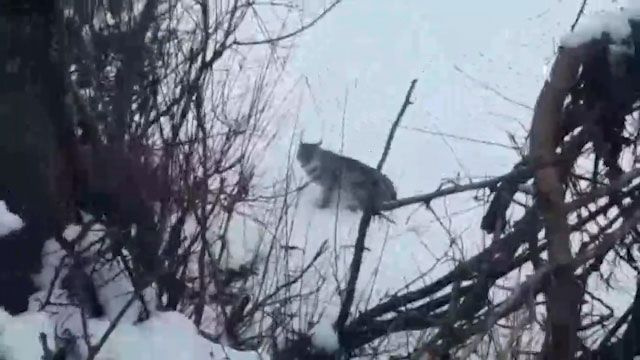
[247, 0, 636, 323]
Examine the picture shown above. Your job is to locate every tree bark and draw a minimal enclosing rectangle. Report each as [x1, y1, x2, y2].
[0, 0, 75, 313]
[529, 45, 585, 359]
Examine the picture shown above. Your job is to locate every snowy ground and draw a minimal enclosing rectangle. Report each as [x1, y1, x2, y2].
[0, 307, 262, 360]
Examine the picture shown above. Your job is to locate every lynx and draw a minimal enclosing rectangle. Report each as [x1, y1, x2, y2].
[296, 141, 397, 212]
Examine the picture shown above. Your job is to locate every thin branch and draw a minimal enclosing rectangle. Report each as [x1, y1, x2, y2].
[571, 0, 588, 31]
[377, 79, 417, 170]
[453, 65, 533, 111]
[233, 0, 342, 45]
[250, 240, 328, 313]
[402, 125, 516, 151]
[598, 280, 639, 350]
[379, 164, 531, 211]
[335, 212, 373, 333]
[87, 294, 138, 360]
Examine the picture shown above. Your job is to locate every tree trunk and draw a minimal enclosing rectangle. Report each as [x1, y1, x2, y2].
[530, 45, 586, 359]
[0, 0, 74, 313]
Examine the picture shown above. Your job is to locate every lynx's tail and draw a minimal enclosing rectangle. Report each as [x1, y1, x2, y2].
[379, 173, 397, 201]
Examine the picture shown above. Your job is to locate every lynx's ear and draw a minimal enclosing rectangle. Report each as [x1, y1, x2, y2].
[297, 131, 321, 147]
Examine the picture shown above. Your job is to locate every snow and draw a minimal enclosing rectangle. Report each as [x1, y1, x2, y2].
[560, 6, 640, 48]
[310, 320, 339, 354]
[0, 308, 54, 360]
[31, 223, 157, 324]
[0, 308, 264, 360]
[15, 220, 266, 360]
[31, 238, 66, 291]
[207, 209, 265, 271]
[0, 201, 23, 237]
[92, 256, 157, 323]
[77, 312, 213, 360]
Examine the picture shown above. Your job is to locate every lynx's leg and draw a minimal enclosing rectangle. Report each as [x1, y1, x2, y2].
[316, 176, 338, 209]
[316, 186, 333, 209]
[316, 170, 344, 209]
[350, 183, 372, 212]
[341, 187, 360, 211]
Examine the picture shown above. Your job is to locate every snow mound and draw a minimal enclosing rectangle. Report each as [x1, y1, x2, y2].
[0, 308, 54, 360]
[19, 221, 268, 359]
[0, 309, 265, 360]
[0, 201, 23, 237]
[81, 312, 214, 360]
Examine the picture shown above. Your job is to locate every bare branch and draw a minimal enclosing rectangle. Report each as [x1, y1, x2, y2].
[233, 0, 342, 46]
[571, 0, 588, 31]
[529, 44, 585, 358]
[377, 79, 417, 170]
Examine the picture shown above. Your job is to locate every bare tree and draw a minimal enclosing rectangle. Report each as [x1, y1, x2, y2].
[6, 1, 640, 360]
[0, 0, 340, 357]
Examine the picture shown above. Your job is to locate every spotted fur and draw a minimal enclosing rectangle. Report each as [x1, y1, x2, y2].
[296, 142, 397, 212]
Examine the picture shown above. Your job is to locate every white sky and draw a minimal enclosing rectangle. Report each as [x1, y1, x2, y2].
[251, 0, 637, 339]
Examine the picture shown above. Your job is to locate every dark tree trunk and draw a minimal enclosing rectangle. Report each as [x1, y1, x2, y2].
[0, 0, 75, 313]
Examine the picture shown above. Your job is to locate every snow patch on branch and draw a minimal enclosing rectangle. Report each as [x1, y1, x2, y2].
[0, 201, 23, 237]
[560, 6, 640, 48]
[310, 319, 339, 354]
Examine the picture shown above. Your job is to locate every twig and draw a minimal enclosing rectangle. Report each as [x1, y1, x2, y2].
[453, 65, 533, 111]
[379, 166, 530, 211]
[598, 282, 636, 348]
[39, 333, 54, 360]
[86, 294, 138, 360]
[250, 240, 328, 313]
[402, 125, 515, 150]
[233, 0, 342, 45]
[335, 212, 373, 331]
[571, 0, 588, 32]
[377, 79, 418, 170]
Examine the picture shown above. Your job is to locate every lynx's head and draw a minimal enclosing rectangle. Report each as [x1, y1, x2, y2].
[296, 140, 322, 165]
